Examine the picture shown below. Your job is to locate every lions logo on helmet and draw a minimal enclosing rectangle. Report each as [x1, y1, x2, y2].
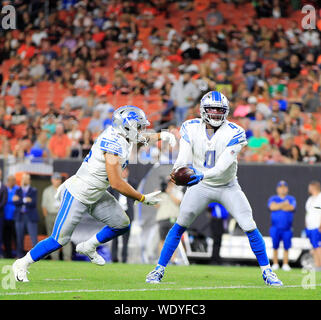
[112, 105, 150, 145]
[200, 91, 230, 127]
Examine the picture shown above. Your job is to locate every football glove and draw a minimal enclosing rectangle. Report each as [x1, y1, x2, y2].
[160, 131, 177, 148]
[187, 166, 204, 186]
[136, 191, 162, 206]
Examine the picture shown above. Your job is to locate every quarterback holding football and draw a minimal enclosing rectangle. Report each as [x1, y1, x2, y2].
[146, 91, 283, 286]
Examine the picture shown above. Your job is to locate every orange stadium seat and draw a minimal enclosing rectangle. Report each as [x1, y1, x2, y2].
[78, 118, 91, 132]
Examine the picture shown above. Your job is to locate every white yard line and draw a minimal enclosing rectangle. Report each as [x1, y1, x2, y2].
[1, 284, 320, 296]
[43, 279, 82, 281]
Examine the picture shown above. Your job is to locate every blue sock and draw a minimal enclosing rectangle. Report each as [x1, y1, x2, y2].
[246, 229, 269, 266]
[96, 225, 130, 243]
[158, 223, 186, 268]
[30, 236, 62, 262]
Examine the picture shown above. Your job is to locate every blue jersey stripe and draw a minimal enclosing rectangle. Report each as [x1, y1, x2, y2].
[52, 190, 70, 239]
[232, 131, 244, 139]
[55, 195, 74, 241]
[227, 136, 246, 147]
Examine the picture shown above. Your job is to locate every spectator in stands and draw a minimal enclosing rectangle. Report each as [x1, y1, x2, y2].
[269, 128, 283, 148]
[13, 173, 39, 258]
[17, 36, 36, 60]
[27, 103, 42, 125]
[87, 109, 104, 135]
[48, 123, 72, 158]
[61, 88, 87, 110]
[1, 73, 21, 97]
[31, 130, 50, 158]
[281, 54, 301, 80]
[94, 93, 114, 120]
[74, 71, 90, 90]
[11, 97, 28, 125]
[42, 172, 72, 261]
[243, 50, 262, 92]
[42, 114, 57, 139]
[301, 138, 321, 164]
[79, 129, 94, 158]
[279, 135, 294, 158]
[182, 37, 201, 60]
[29, 55, 46, 82]
[0, 168, 8, 258]
[68, 120, 82, 158]
[268, 180, 296, 271]
[288, 145, 302, 163]
[206, 2, 223, 26]
[302, 87, 321, 113]
[170, 70, 199, 125]
[300, 29, 320, 48]
[247, 127, 269, 150]
[111, 72, 130, 95]
[46, 59, 62, 82]
[3, 175, 18, 258]
[0, 115, 15, 139]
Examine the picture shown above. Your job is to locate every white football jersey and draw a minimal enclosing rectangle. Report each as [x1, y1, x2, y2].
[305, 193, 321, 230]
[64, 126, 133, 204]
[176, 118, 247, 186]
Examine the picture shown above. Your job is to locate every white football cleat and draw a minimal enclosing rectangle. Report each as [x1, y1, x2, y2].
[76, 242, 105, 266]
[282, 264, 291, 271]
[12, 259, 29, 282]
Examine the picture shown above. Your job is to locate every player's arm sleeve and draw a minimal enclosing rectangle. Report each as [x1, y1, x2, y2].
[203, 142, 245, 180]
[99, 138, 123, 156]
[173, 137, 193, 170]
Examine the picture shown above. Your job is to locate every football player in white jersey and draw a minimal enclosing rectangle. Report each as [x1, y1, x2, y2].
[12, 105, 176, 282]
[146, 91, 283, 286]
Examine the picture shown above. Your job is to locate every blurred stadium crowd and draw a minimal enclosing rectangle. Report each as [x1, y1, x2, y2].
[0, 0, 321, 164]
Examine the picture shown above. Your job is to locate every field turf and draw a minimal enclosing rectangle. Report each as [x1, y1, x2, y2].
[0, 259, 320, 300]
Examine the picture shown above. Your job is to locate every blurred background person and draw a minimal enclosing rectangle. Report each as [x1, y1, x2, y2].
[268, 181, 296, 271]
[0, 168, 8, 258]
[110, 168, 138, 263]
[13, 173, 39, 258]
[208, 202, 229, 265]
[42, 172, 72, 261]
[155, 178, 183, 263]
[3, 175, 18, 258]
[305, 181, 321, 271]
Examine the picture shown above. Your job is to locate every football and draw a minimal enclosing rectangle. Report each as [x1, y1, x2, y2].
[172, 166, 194, 186]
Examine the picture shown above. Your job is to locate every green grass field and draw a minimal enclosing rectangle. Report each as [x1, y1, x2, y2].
[0, 259, 320, 300]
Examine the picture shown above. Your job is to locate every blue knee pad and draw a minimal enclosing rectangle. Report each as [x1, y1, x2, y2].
[158, 223, 186, 267]
[246, 229, 269, 266]
[30, 236, 62, 262]
[96, 225, 130, 243]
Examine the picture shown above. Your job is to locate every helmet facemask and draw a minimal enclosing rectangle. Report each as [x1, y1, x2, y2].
[123, 119, 149, 145]
[201, 105, 228, 127]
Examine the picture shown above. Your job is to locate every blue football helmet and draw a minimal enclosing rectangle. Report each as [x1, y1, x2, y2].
[200, 91, 230, 127]
[112, 105, 150, 144]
